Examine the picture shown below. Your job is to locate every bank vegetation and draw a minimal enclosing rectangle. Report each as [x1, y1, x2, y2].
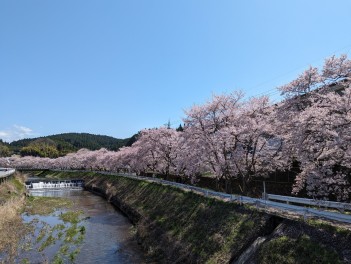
[34, 170, 351, 263]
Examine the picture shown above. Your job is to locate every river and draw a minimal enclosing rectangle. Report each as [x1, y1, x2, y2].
[22, 188, 145, 263]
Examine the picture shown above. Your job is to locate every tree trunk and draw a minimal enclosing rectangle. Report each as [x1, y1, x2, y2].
[241, 177, 248, 195]
[225, 178, 232, 193]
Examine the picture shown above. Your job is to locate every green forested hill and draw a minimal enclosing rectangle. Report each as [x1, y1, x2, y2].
[0, 140, 11, 157]
[8, 133, 133, 157]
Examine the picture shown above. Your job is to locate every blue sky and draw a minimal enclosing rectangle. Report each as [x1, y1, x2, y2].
[1, 0, 351, 142]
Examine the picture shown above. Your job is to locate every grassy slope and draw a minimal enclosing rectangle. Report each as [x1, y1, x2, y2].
[101, 178, 270, 263]
[259, 235, 340, 264]
[31, 170, 348, 263]
[0, 174, 27, 262]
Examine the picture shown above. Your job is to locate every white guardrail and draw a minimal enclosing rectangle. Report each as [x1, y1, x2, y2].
[266, 193, 351, 211]
[31, 169, 351, 224]
[90, 171, 351, 224]
[0, 168, 16, 178]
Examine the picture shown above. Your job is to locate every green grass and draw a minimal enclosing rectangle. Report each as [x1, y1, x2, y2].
[11, 177, 26, 192]
[59, 211, 83, 224]
[38, 233, 56, 252]
[31, 170, 97, 179]
[307, 219, 351, 235]
[259, 235, 341, 264]
[0, 175, 26, 201]
[25, 196, 73, 215]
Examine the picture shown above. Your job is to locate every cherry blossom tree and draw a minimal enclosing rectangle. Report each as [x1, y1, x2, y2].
[115, 146, 144, 174]
[184, 92, 286, 193]
[322, 54, 351, 83]
[276, 54, 351, 200]
[127, 127, 185, 178]
[278, 66, 321, 98]
[183, 92, 244, 190]
[289, 86, 351, 200]
[278, 54, 351, 99]
[173, 131, 206, 182]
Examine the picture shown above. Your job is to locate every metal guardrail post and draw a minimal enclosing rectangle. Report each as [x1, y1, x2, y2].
[303, 208, 309, 221]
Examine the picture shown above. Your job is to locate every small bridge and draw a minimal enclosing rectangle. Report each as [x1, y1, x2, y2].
[25, 179, 84, 190]
[0, 168, 16, 183]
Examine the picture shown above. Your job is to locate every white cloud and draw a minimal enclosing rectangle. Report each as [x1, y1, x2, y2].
[0, 125, 36, 142]
[0, 131, 9, 137]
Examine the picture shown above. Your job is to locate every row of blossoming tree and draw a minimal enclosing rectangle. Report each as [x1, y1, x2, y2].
[1, 55, 350, 200]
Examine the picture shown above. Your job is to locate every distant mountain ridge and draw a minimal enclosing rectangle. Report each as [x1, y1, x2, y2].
[8, 132, 135, 157]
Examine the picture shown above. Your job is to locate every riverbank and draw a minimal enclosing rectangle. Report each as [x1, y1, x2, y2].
[0, 172, 27, 263]
[0, 172, 88, 263]
[29, 170, 351, 263]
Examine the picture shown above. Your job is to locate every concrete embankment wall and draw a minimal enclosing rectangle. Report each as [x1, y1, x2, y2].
[28, 170, 351, 263]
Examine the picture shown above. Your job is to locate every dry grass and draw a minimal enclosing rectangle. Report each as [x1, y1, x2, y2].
[0, 193, 27, 263]
[0, 174, 29, 263]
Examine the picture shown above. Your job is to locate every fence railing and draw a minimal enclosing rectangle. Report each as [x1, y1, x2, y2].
[265, 193, 351, 211]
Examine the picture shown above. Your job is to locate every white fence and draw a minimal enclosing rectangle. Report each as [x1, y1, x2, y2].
[0, 168, 16, 179]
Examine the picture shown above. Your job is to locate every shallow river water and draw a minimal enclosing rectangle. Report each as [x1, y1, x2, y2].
[23, 188, 145, 264]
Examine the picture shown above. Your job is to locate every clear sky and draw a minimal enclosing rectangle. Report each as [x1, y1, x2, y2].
[1, 0, 351, 142]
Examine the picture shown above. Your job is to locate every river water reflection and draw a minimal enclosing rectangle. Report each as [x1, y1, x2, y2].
[26, 188, 145, 264]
